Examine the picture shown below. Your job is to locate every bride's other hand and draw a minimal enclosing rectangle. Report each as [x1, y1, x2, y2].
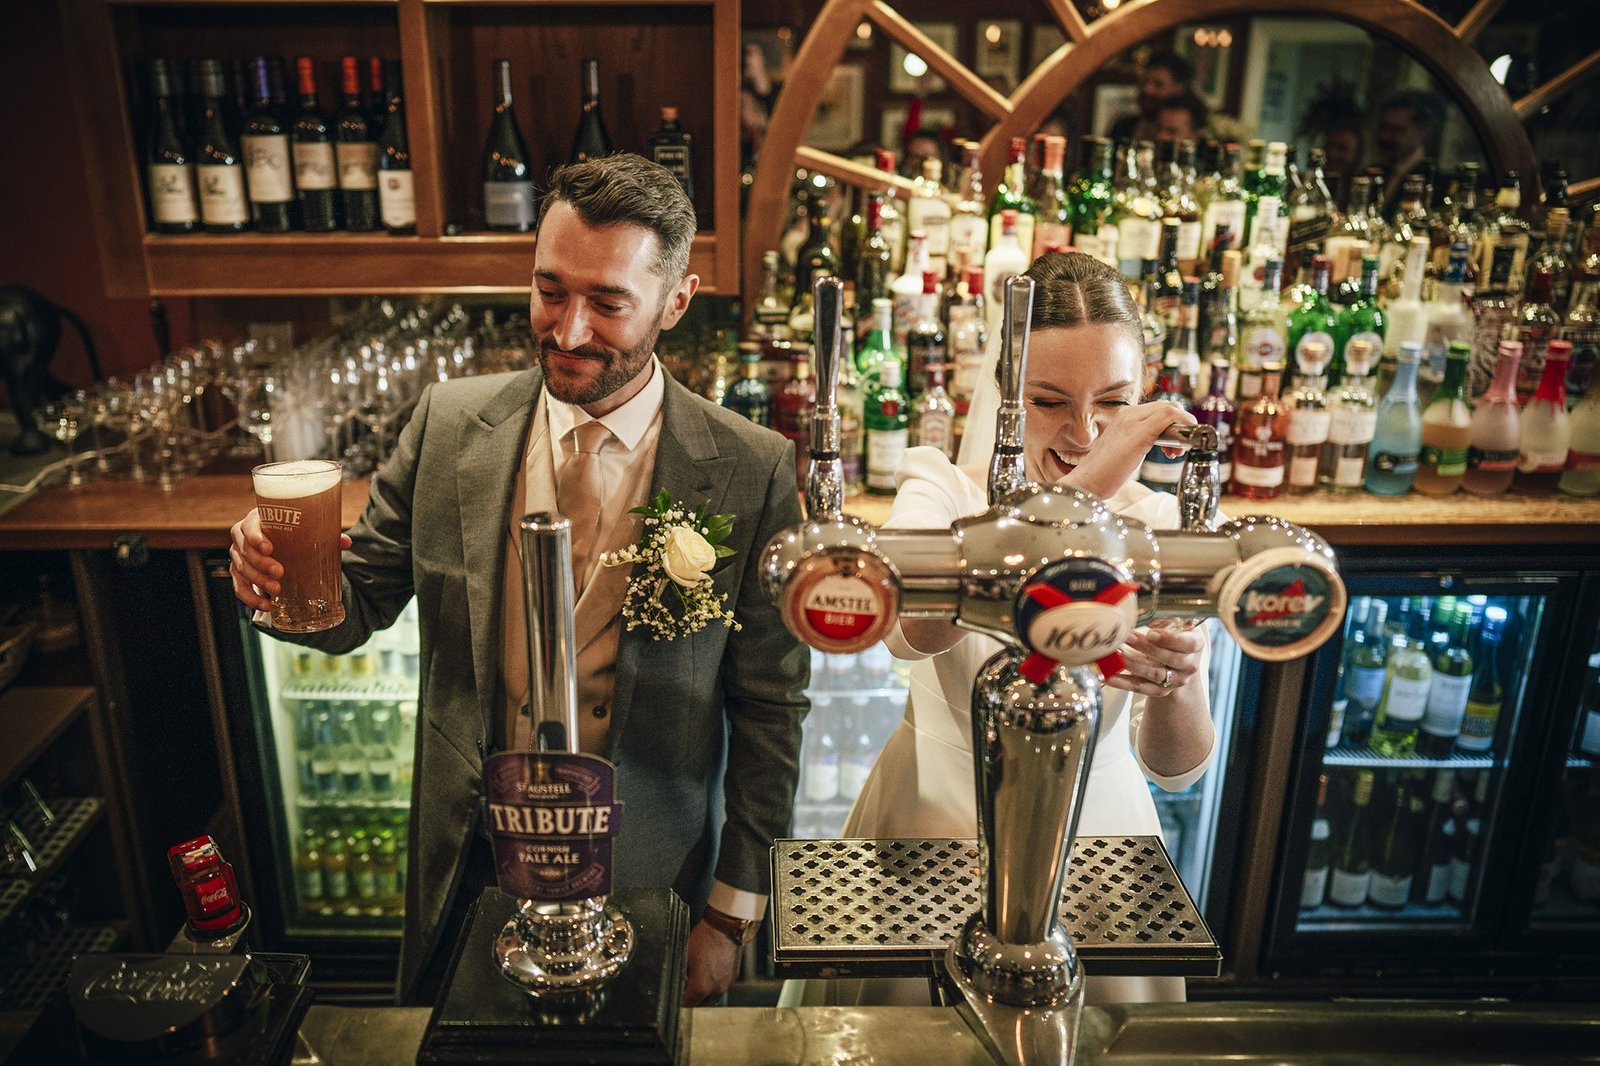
[1104, 622, 1207, 698]
[1058, 401, 1194, 500]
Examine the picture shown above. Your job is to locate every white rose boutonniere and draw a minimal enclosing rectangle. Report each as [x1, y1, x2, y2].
[661, 525, 717, 587]
[599, 489, 740, 640]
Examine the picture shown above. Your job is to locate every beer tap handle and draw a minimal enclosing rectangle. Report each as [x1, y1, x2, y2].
[1171, 423, 1222, 532]
[987, 274, 1035, 507]
[805, 275, 846, 521]
[519, 514, 581, 753]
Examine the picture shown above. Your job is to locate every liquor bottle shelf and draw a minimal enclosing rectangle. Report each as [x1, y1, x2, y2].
[1296, 898, 1469, 928]
[0, 798, 106, 931]
[0, 922, 125, 1013]
[1322, 745, 1495, 770]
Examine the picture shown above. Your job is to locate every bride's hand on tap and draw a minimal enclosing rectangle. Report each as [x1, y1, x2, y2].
[1057, 401, 1195, 500]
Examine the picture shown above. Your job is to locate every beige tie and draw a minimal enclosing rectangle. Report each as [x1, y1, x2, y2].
[559, 419, 611, 593]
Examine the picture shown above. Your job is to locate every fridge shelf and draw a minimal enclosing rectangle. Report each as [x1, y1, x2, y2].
[1322, 745, 1495, 770]
[0, 922, 125, 1012]
[810, 688, 909, 702]
[1297, 898, 1467, 928]
[295, 795, 412, 814]
[0, 798, 106, 930]
[282, 679, 417, 702]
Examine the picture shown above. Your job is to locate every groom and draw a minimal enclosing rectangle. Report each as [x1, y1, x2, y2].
[229, 155, 809, 1006]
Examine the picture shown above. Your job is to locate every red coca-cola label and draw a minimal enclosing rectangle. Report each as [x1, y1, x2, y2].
[187, 872, 242, 933]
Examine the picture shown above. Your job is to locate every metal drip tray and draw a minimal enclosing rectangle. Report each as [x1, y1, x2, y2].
[770, 836, 1220, 979]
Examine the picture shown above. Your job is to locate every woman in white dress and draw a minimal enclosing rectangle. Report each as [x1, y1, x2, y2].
[792, 251, 1219, 1007]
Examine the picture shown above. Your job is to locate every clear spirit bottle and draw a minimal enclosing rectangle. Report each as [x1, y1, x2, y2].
[1365, 342, 1424, 495]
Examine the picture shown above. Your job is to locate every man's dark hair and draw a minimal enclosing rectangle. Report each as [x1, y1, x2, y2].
[1378, 90, 1447, 136]
[1144, 51, 1194, 88]
[538, 154, 696, 285]
[1157, 91, 1209, 134]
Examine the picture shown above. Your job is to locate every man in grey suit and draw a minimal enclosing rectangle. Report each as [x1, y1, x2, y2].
[230, 155, 809, 1006]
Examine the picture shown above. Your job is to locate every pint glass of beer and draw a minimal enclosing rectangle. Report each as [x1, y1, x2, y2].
[252, 459, 346, 633]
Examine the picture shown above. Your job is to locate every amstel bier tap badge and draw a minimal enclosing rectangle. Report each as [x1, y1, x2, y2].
[484, 752, 624, 902]
[780, 550, 899, 654]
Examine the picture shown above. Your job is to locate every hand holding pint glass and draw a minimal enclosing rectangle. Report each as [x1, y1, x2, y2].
[234, 459, 348, 632]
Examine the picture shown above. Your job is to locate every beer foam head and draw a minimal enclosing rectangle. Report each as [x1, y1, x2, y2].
[253, 459, 341, 498]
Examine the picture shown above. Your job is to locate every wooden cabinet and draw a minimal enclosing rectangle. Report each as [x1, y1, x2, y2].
[65, 0, 741, 298]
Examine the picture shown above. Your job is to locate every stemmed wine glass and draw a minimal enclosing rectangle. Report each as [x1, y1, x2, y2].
[34, 390, 90, 489]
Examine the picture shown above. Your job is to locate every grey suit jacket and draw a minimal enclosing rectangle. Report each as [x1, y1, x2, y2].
[271, 366, 810, 1001]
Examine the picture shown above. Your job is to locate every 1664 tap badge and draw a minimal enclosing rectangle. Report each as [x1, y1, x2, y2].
[484, 752, 624, 902]
[1013, 557, 1140, 684]
[1216, 547, 1346, 661]
[780, 549, 899, 654]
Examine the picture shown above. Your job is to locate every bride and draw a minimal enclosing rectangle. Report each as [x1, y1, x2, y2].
[795, 251, 1220, 1006]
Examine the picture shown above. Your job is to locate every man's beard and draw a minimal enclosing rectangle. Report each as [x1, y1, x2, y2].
[537, 324, 661, 407]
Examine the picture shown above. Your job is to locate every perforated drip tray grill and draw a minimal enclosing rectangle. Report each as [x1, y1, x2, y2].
[770, 836, 1220, 978]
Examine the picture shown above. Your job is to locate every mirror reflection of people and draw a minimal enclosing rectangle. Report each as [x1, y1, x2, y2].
[784, 252, 1218, 1009]
[1109, 51, 1195, 143]
[1373, 91, 1444, 216]
[1321, 119, 1364, 201]
[1154, 91, 1208, 144]
[230, 154, 809, 1009]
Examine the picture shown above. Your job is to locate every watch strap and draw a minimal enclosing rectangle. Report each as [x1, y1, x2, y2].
[702, 905, 759, 946]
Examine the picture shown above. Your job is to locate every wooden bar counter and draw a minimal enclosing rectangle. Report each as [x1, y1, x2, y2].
[0, 475, 1596, 550]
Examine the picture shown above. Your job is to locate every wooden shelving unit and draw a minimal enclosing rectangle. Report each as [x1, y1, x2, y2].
[65, 0, 741, 298]
[0, 686, 95, 791]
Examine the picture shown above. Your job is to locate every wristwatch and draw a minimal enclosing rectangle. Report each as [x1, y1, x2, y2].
[701, 905, 760, 946]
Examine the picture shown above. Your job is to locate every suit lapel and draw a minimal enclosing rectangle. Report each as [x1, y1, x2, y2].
[459, 368, 542, 746]
[607, 376, 736, 755]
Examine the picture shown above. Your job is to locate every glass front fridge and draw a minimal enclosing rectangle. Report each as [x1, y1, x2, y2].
[203, 556, 419, 985]
[1259, 568, 1579, 982]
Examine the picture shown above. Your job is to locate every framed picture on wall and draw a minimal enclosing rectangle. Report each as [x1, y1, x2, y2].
[889, 22, 957, 94]
[1174, 26, 1234, 113]
[881, 105, 909, 151]
[1030, 24, 1067, 72]
[807, 64, 865, 150]
[976, 20, 1023, 93]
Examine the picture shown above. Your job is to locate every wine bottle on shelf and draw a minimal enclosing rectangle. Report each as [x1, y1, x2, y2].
[482, 59, 535, 232]
[648, 106, 694, 205]
[292, 57, 339, 232]
[1339, 598, 1387, 747]
[335, 57, 379, 232]
[1414, 768, 1458, 905]
[194, 59, 249, 233]
[1463, 338, 1523, 496]
[1417, 601, 1474, 757]
[242, 57, 296, 232]
[366, 56, 387, 132]
[1448, 802, 1482, 906]
[1369, 777, 1426, 909]
[375, 60, 415, 235]
[1327, 769, 1376, 908]
[145, 58, 198, 233]
[1369, 599, 1432, 757]
[570, 58, 613, 165]
[1300, 772, 1332, 910]
[1457, 611, 1504, 754]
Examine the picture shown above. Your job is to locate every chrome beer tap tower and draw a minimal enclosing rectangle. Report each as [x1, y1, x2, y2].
[762, 276, 1347, 1065]
[494, 515, 634, 996]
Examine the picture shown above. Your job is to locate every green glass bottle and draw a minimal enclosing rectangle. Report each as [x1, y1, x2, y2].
[1287, 253, 1339, 377]
[1327, 768, 1377, 907]
[864, 357, 909, 496]
[1069, 136, 1116, 266]
[1417, 602, 1474, 757]
[1370, 600, 1433, 757]
[1457, 612, 1504, 753]
[1336, 255, 1388, 366]
[1341, 598, 1389, 746]
[1415, 341, 1473, 496]
[856, 297, 897, 385]
[988, 136, 1036, 258]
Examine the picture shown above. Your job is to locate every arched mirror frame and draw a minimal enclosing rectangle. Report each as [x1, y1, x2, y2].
[744, 0, 1600, 308]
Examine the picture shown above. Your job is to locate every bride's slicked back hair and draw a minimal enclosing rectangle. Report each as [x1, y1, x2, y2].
[1020, 252, 1143, 350]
